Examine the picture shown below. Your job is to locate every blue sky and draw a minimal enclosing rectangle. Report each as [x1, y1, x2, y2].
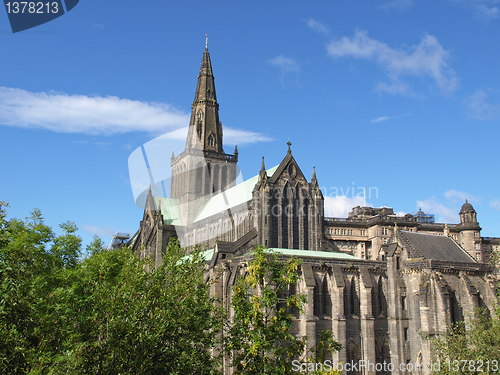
[1, 0, 499, 248]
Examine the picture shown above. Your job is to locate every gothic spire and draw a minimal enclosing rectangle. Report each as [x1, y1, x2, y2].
[311, 165, 318, 188]
[185, 44, 223, 153]
[194, 46, 216, 103]
[259, 156, 266, 180]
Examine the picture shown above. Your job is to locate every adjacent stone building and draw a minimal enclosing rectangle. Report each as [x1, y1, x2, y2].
[130, 46, 499, 374]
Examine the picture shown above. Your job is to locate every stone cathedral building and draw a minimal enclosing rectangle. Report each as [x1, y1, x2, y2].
[130, 46, 499, 374]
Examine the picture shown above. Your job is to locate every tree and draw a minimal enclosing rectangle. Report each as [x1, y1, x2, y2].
[225, 246, 341, 374]
[0, 202, 224, 375]
[0, 201, 82, 374]
[431, 250, 500, 374]
[431, 309, 500, 375]
[40, 238, 224, 375]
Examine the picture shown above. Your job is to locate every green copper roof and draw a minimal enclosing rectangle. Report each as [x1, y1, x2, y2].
[153, 197, 184, 226]
[193, 165, 279, 223]
[261, 248, 360, 260]
[179, 248, 215, 264]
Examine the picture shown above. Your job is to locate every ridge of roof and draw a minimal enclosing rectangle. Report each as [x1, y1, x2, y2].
[193, 165, 279, 223]
[246, 248, 361, 260]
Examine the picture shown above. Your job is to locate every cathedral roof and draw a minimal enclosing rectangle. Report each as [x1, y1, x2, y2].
[193, 165, 279, 223]
[398, 230, 474, 263]
[152, 197, 184, 226]
[263, 248, 360, 260]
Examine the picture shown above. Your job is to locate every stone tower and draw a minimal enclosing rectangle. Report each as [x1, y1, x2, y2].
[171, 44, 238, 224]
[458, 200, 482, 261]
[252, 144, 325, 251]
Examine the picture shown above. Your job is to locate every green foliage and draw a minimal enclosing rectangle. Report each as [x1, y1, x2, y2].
[225, 246, 341, 374]
[0, 201, 82, 374]
[431, 246, 500, 374]
[431, 309, 500, 375]
[0, 203, 223, 375]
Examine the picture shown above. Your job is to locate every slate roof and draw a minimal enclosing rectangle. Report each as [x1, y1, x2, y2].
[399, 230, 474, 263]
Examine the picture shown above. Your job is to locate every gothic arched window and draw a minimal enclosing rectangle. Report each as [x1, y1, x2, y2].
[207, 133, 215, 147]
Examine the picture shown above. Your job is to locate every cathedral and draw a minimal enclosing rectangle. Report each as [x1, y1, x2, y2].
[130, 45, 499, 374]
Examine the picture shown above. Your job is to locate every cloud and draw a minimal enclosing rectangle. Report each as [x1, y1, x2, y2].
[416, 197, 459, 223]
[306, 18, 329, 35]
[223, 127, 274, 145]
[451, 0, 500, 23]
[324, 195, 370, 217]
[0, 86, 190, 135]
[268, 56, 300, 85]
[463, 89, 500, 120]
[326, 30, 459, 95]
[0, 87, 272, 144]
[370, 113, 409, 123]
[81, 224, 117, 238]
[416, 190, 479, 223]
[475, 4, 500, 22]
[379, 0, 414, 12]
[444, 189, 480, 203]
[371, 116, 391, 123]
[490, 200, 500, 210]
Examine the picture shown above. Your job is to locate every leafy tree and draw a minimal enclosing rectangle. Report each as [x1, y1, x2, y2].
[47, 239, 224, 375]
[431, 309, 500, 375]
[0, 202, 224, 375]
[431, 250, 500, 374]
[225, 246, 341, 374]
[0, 201, 82, 374]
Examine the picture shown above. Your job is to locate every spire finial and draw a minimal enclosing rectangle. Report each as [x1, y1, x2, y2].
[205, 34, 208, 49]
[466, 199, 468, 203]
[287, 140, 292, 153]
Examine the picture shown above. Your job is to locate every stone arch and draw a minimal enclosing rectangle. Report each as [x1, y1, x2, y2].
[281, 182, 290, 249]
[449, 289, 465, 333]
[346, 275, 360, 317]
[372, 275, 387, 317]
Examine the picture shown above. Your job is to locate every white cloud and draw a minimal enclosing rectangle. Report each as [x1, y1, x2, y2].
[223, 127, 274, 145]
[306, 18, 329, 35]
[379, 0, 414, 12]
[81, 224, 117, 238]
[371, 116, 391, 123]
[268, 56, 300, 85]
[326, 30, 459, 95]
[370, 113, 409, 123]
[464, 89, 500, 120]
[0, 87, 272, 144]
[450, 0, 500, 24]
[444, 189, 479, 203]
[324, 195, 370, 218]
[475, 4, 500, 22]
[490, 200, 500, 210]
[416, 198, 459, 223]
[0, 86, 189, 135]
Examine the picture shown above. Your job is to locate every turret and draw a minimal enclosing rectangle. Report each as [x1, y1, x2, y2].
[458, 200, 482, 261]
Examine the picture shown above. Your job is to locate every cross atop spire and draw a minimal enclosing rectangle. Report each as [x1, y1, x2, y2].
[205, 34, 208, 50]
[287, 140, 292, 153]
